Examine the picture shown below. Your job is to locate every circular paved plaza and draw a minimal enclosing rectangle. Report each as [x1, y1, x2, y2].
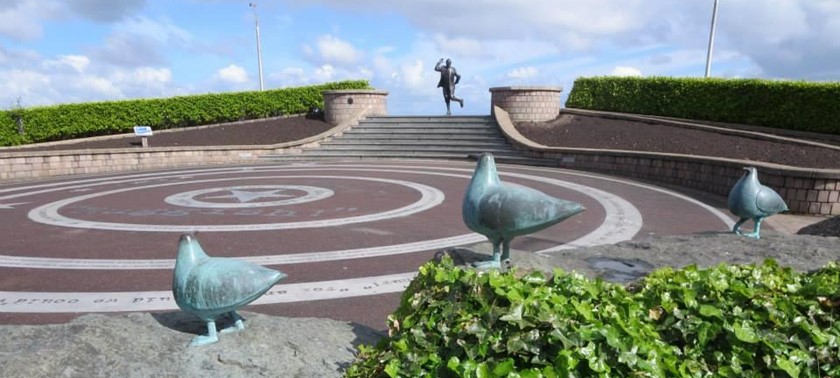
[0, 159, 735, 330]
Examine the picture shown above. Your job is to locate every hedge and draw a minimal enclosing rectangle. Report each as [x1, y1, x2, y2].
[564, 76, 840, 135]
[0, 80, 371, 146]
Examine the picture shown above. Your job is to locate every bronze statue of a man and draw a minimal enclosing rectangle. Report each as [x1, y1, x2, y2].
[435, 58, 463, 115]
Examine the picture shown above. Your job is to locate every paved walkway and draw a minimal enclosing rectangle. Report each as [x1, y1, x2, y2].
[0, 159, 775, 330]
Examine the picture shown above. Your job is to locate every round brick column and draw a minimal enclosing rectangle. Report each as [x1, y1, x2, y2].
[490, 86, 563, 123]
[322, 90, 388, 126]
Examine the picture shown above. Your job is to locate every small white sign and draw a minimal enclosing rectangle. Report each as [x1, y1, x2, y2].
[133, 126, 153, 137]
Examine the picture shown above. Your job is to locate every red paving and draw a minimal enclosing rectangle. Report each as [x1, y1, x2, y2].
[0, 160, 735, 331]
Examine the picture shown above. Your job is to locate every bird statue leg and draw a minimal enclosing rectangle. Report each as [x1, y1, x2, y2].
[740, 217, 764, 239]
[500, 240, 512, 267]
[732, 217, 749, 235]
[190, 320, 220, 346]
[220, 311, 246, 334]
[471, 240, 503, 270]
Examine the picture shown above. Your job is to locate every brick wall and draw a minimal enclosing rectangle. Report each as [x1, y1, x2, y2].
[322, 90, 388, 126]
[0, 146, 307, 182]
[494, 106, 840, 216]
[490, 86, 563, 123]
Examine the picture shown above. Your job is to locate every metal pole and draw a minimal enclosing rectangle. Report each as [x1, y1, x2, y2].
[249, 3, 265, 91]
[704, 0, 720, 78]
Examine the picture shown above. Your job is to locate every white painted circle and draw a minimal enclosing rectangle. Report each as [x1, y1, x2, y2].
[0, 161, 740, 313]
[164, 185, 334, 208]
[28, 176, 445, 232]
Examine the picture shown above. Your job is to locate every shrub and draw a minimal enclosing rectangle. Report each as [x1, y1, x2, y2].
[0, 80, 371, 146]
[346, 257, 840, 377]
[565, 76, 840, 135]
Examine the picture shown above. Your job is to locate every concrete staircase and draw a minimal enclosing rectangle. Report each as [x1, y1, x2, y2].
[259, 115, 551, 164]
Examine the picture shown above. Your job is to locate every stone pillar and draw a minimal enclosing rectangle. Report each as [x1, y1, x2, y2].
[322, 90, 388, 126]
[490, 86, 563, 123]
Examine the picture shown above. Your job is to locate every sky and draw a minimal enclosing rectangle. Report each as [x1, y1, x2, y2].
[1, 0, 839, 115]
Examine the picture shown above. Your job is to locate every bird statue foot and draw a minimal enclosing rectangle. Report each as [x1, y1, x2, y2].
[220, 316, 245, 334]
[740, 232, 761, 240]
[189, 334, 220, 347]
[470, 258, 511, 271]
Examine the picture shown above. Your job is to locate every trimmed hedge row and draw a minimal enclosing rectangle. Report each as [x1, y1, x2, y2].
[0, 80, 371, 146]
[565, 76, 840, 135]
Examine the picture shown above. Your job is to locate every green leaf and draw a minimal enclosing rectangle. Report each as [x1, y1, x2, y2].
[384, 359, 400, 377]
[500, 303, 524, 322]
[699, 304, 723, 318]
[733, 321, 760, 343]
[571, 299, 594, 321]
[447, 356, 461, 373]
[776, 356, 801, 378]
[493, 359, 515, 376]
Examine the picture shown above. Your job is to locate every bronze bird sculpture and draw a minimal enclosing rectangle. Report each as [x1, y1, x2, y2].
[462, 153, 585, 269]
[727, 167, 788, 239]
[173, 233, 286, 346]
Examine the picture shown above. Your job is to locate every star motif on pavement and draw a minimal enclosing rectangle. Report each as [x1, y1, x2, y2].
[203, 189, 295, 203]
[0, 202, 28, 209]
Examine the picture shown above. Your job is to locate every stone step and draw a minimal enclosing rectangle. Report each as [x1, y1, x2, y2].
[333, 134, 508, 142]
[323, 139, 510, 147]
[355, 123, 496, 129]
[345, 128, 500, 135]
[259, 114, 557, 165]
[363, 116, 491, 124]
[306, 145, 519, 154]
[258, 152, 561, 167]
[261, 151, 528, 160]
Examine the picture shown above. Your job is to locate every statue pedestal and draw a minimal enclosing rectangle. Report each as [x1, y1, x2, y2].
[322, 90, 388, 126]
[490, 86, 563, 123]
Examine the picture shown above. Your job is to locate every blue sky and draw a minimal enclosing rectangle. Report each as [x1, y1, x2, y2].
[1, 0, 839, 115]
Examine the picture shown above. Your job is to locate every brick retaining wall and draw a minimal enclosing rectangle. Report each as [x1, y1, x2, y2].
[489, 86, 563, 123]
[0, 115, 350, 182]
[494, 106, 840, 216]
[322, 90, 388, 126]
[0, 146, 307, 181]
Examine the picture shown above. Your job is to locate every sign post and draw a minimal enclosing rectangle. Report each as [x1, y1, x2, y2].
[133, 126, 153, 148]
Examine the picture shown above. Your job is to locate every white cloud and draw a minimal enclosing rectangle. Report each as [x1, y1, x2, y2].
[215, 64, 249, 84]
[66, 0, 146, 22]
[93, 34, 166, 67]
[297, 0, 840, 81]
[0, 0, 145, 42]
[270, 67, 307, 86]
[610, 66, 642, 77]
[133, 67, 171, 83]
[114, 16, 191, 44]
[0, 69, 51, 103]
[0, 1, 62, 41]
[399, 60, 427, 92]
[314, 64, 336, 82]
[433, 34, 486, 58]
[308, 34, 363, 66]
[43, 55, 91, 73]
[507, 67, 538, 80]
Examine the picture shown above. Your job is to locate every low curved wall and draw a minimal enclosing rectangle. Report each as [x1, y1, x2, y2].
[322, 90, 388, 126]
[489, 86, 563, 123]
[0, 115, 358, 182]
[494, 106, 840, 216]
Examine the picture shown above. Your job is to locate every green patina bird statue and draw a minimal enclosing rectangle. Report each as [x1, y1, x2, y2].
[462, 153, 585, 269]
[173, 233, 286, 346]
[727, 167, 789, 239]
